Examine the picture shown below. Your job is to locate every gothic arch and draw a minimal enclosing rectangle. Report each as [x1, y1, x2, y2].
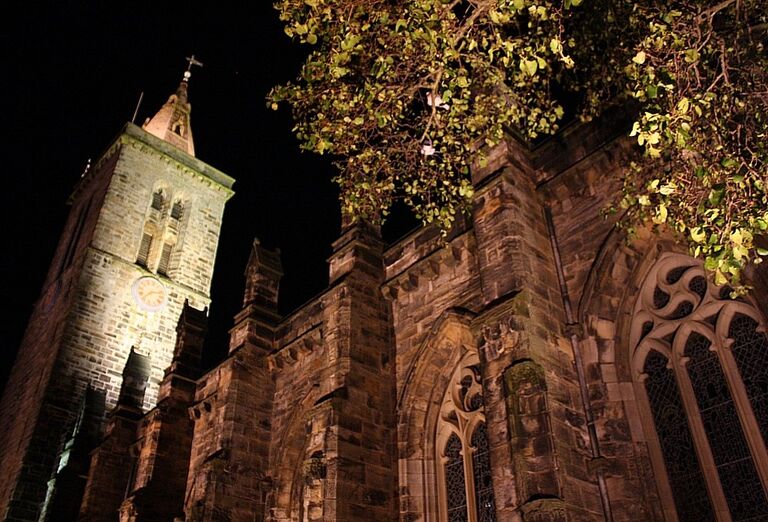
[434, 349, 497, 522]
[268, 386, 321, 522]
[629, 254, 768, 520]
[577, 233, 691, 520]
[397, 309, 476, 521]
[581, 234, 768, 520]
[579, 228, 686, 380]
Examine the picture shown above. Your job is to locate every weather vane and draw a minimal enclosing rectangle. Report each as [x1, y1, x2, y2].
[183, 54, 204, 81]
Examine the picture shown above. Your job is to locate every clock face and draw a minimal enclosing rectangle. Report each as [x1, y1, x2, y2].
[132, 276, 167, 312]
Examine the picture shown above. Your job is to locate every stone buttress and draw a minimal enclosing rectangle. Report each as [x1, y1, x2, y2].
[79, 301, 207, 521]
[185, 240, 283, 520]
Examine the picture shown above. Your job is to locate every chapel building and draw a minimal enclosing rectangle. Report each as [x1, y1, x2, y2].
[2, 68, 768, 522]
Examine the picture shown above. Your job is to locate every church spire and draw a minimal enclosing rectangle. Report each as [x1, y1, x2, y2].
[142, 56, 203, 157]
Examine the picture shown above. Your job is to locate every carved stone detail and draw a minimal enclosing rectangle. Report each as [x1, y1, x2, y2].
[520, 498, 567, 522]
[481, 317, 520, 361]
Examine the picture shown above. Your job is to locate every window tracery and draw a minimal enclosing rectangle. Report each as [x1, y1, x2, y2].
[631, 254, 768, 521]
[437, 350, 496, 522]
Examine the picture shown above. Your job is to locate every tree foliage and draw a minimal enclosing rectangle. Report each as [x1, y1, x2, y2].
[623, 1, 767, 287]
[270, 0, 767, 285]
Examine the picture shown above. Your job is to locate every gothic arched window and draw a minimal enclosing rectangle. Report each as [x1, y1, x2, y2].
[631, 254, 768, 521]
[139, 189, 188, 277]
[170, 200, 184, 220]
[437, 351, 497, 522]
[151, 190, 165, 211]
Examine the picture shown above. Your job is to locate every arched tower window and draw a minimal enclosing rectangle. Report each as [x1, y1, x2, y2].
[631, 254, 768, 521]
[157, 242, 173, 276]
[136, 230, 153, 267]
[170, 200, 184, 220]
[137, 189, 188, 278]
[437, 351, 497, 522]
[151, 190, 165, 211]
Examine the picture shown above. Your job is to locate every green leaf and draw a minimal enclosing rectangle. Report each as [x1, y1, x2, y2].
[714, 269, 728, 286]
[659, 184, 675, 196]
[520, 58, 538, 77]
[652, 204, 668, 224]
[708, 187, 725, 206]
[731, 229, 744, 246]
[632, 51, 646, 65]
[691, 227, 706, 243]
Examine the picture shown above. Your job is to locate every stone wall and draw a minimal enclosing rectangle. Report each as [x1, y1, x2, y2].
[0, 152, 115, 521]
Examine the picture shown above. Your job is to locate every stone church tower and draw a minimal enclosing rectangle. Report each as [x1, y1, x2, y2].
[0, 67, 234, 521]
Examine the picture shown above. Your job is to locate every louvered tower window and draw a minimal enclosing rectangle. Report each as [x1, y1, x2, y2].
[151, 191, 164, 211]
[170, 201, 183, 220]
[136, 233, 152, 267]
[157, 243, 173, 276]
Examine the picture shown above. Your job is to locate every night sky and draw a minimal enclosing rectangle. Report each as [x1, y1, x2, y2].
[0, 4, 415, 391]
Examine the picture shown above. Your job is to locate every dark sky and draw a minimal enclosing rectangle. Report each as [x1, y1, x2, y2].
[0, 3, 414, 390]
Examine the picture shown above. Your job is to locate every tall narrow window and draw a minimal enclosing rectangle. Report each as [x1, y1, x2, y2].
[125, 451, 139, 499]
[151, 190, 165, 211]
[136, 233, 152, 267]
[445, 434, 468, 521]
[631, 254, 768, 521]
[437, 351, 497, 522]
[643, 350, 714, 520]
[730, 314, 768, 444]
[471, 424, 496, 522]
[157, 243, 172, 276]
[170, 200, 183, 220]
[685, 332, 768, 520]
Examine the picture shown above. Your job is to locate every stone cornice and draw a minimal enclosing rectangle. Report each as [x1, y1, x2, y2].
[120, 124, 235, 195]
[69, 123, 235, 203]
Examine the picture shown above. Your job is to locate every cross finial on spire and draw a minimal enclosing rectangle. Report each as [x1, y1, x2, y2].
[183, 54, 204, 82]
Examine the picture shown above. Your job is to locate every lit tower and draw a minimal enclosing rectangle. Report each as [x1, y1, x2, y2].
[0, 58, 234, 521]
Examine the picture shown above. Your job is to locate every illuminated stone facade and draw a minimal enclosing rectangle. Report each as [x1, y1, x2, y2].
[4, 88, 768, 522]
[83, 105, 768, 521]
